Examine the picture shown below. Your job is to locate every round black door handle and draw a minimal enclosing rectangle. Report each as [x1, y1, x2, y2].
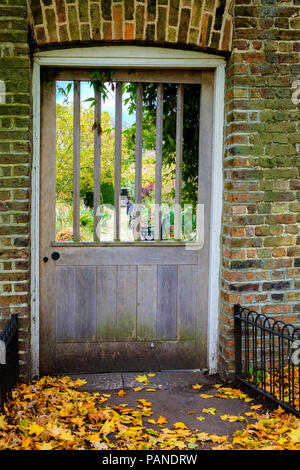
[51, 251, 60, 261]
[43, 256, 48, 263]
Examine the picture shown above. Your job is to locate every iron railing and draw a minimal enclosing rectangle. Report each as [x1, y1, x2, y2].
[234, 304, 300, 416]
[0, 314, 18, 410]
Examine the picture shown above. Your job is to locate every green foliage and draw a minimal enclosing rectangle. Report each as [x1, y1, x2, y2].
[122, 82, 200, 206]
[56, 104, 116, 196]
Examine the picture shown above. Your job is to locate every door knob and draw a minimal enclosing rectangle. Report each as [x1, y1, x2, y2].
[51, 251, 60, 261]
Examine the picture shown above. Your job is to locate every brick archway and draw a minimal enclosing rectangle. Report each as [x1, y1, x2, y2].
[28, 0, 233, 53]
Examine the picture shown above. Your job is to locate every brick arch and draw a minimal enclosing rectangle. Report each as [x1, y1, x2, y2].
[28, 0, 233, 53]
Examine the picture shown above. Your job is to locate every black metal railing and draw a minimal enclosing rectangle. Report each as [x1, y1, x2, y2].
[0, 314, 19, 410]
[234, 304, 300, 416]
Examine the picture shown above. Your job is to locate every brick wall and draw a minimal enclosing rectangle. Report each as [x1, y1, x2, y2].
[219, 0, 300, 377]
[0, 0, 31, 380]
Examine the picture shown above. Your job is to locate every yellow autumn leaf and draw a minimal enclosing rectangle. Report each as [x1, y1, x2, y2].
[145, 388, 156, 392]
[70, 416, 85, 427]
[60, 429, 76, 442]
[36, 442, 54, 450]
[251, 404, 262, 410]
[174, 422, 188, 430]
[187, 410, 195, 415]
[133, 387, 142, 392]
[210, 434, 228, 443]
[21, 435, 33, 450]
[196, 432, 211, 441]
[100, 419, 115, 435]
[0, 415, 7, 429]
[46, 423, 62, 438]
[220, 414, 247, 423]
[135, 374, 150, 384]
[215, 393, 229, 399]
[86, 433, 101, 443]
[202, 408, 218, 415]
[288, 425, 300, 443]
[147, 373, 156, 377]
[200, 394, 214, 399]
[156, 415, 168, 425]
[174, 440, 186, 450]
[147, 419, 157, 424]
[118, 389, 126, 397]
[137, 398, 152, 407]
[28, 423, 44, 436]
[196, 416, 206, 421]
[192, 384, 203, 390]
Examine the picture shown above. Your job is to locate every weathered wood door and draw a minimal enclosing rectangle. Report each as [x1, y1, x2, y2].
[39, 68, 214, 374]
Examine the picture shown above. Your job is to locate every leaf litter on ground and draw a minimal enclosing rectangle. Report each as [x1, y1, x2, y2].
[0, 376, 299, 450]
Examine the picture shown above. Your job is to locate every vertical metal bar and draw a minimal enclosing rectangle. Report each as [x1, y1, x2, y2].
[278, 333, 282, 401]
[253, 320, 257, 386]
[73, 80, 81, 241]
[154, 83, 163, 241]
[288, 337, 292, 407]
[234, 305, 242, 378]
[271, 330, 275, 396]
[134, 82, 143, 241]
[280, 333, 284, 402]
[94, 88, 101, 241]
[114, 81, 122, 241]
[291, 338, 295, 409]
[262, 324, 266, 391]
[174, 83, 183, 241]
[245, 315, 250, 382]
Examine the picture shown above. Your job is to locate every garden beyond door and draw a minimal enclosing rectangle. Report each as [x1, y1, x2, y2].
[39, 68, 214, 374]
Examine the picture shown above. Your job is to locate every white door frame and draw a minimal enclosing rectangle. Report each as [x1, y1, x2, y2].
[31, 45, 225, 378]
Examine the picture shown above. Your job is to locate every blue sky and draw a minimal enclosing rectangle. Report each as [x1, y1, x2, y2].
[56, 81, 135, 127]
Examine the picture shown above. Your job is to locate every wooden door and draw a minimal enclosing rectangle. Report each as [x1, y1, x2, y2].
[39, 69, 214, 374]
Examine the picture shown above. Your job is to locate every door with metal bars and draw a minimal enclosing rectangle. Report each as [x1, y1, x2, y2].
[39, 68, 214, 374]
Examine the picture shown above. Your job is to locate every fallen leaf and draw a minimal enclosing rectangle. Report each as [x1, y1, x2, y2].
[36, 441, 54, 450]
[135, 375, 150, 384]
[215, 393, 229, 399]
[118, 389, 126, 397]
[156, 415, 168, 426]
[174, 422, 188, 430]
[200, 394, 214, 399]
[0, 415, 7, 429]
[288, 425, 300, 443]
[196, 416, 206, 422]
[28, 423, 44, 436]
[250, 405, 262, 410]
[220, 414, 247, 423]
[133, 387, 142, 392]
[137, 398, 152, 407]
[202, 408, 218, 415]
[60, 429, 76, 442]
[192, 384, 203, 390]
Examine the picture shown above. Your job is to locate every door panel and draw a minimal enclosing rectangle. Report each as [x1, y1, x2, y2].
[39, 69, 214, 374]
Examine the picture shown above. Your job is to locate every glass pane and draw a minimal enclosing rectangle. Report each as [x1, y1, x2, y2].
[55, 77, 201, 243]
[55, 80, 74, 241]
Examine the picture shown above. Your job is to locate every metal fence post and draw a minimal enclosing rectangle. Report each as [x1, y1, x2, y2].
[234, 304, 242, 378]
